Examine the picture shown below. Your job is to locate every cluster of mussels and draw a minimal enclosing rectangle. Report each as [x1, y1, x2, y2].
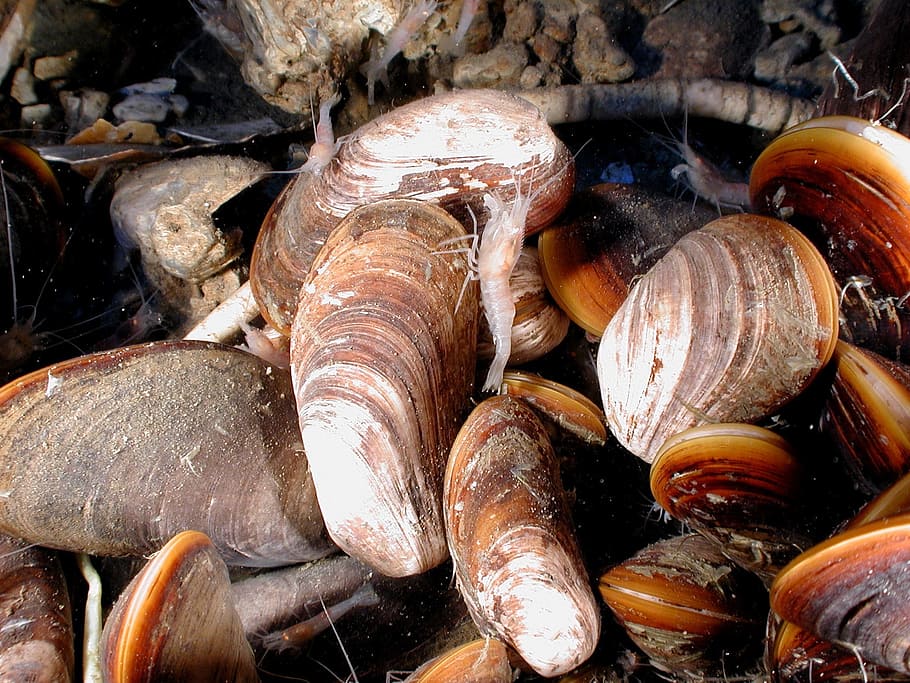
[1, 7, 910, 683]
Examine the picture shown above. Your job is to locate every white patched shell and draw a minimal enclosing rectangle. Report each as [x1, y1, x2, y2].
[597, 214, 839, 463]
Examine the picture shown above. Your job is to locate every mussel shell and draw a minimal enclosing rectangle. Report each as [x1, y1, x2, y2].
[0, 340, 332, 566]
[0, 534, 72, 681]
[768, 617, 909, 683]
[650, 423, 808, 584]
[500, 370, 607, 445]
[404, 638, 512, 683]
[597, 213, 839, 462]
[815, 0, 910, 135]
[292, 199, 478, 577]
[770, 513, 910, 674]
[102, 530, 258, 682]
[253, 89, 575, 333]
[598, 533, 766, 676]
[820, 340, 910, 494]
[444, 395, 599, 677]
[537, 183, 715, 336]
[750, 117, 910, 358]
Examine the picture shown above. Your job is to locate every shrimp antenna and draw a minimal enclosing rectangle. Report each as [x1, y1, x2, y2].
[1, 161, 15, 321]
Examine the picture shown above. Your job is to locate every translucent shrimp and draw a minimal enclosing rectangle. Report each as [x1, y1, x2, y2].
[476, 189, 533, 392]
[360, 1, 438, 105]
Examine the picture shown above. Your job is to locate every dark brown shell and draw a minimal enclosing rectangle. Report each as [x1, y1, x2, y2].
[292, 199, 478, 577]
[0, 534, 72, 682]
[102, 530, 258, 683]
[0, 340, 332, 566]
[820, 340, 910, 494]
[444, 395, 599, 677]
[770, 514, 910, 674]
[252, 89, 575, 333]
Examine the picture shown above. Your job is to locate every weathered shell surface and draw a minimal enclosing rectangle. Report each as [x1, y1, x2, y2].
[252, 88, 575, 332]
[444, 395, 599, 677]
[0, 534, 72, 682]
[538, 183, 715, 336]
[0, 340, 332, 566]
[102, 530, 258, 683]
[597, 214, 839, 462]
[292, 199, 478, 577]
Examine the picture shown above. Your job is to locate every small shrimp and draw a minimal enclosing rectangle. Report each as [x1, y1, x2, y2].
[440, 0, 479, 56]
[259, 583, 379, 654]
[667, 113, 751, 213]
[298, 91, 342, 176]
[360, 1, 438, 105]
[476, 189, 532, 393]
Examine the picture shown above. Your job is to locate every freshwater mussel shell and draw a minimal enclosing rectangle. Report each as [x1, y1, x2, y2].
[770, 513, 910, 674]
[597, 213, 839, 463]
[403, 637, 512, 683]
[252, 89, 575, 333]
[444, 395, 599, 678]
[820, 340, 910, 494]
[650, 422, 809, 584]
[750, 116, 910, 357]
[291, 198, 478, 578]
[0, 340, 332, 566]
[598, 532, 766, 676]
[537, 182, 715, 337]
[102, 530, 258, 682]
[500, 370, 607, 445]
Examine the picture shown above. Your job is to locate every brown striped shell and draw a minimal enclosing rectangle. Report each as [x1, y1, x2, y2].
[444, 395, 599, 677]
[597, 214, 839, 462]
[252, 89, 575, 333]
[291, 199, 479, 577]
[102, 530, 258, 683]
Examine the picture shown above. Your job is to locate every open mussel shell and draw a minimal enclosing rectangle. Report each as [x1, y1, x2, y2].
[102, 530, 258, 682]
[650, 423, 809, 584]
[537, 183, 715, 336]
[598, 533, 766, 677]
[597, 213, 839, 463]
[253, 89, 575, 332]
[820, 340, 910, 494]
[500, 370, 607, 445]
[477, 247, 570, 366]
[770, 513, 910, 674]
[750, 116, 910, 357]
[403, 638, 512, 683]
[292, 199, 478, 577]
[444, 395, 600, 677]
[0, 340, 332, 566]
[0, 534, 73, 681]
